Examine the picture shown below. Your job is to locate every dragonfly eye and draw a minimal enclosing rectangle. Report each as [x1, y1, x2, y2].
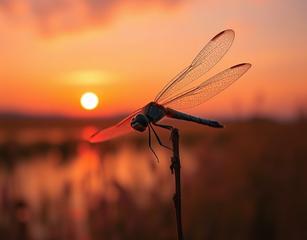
[131, 114, 148, 132]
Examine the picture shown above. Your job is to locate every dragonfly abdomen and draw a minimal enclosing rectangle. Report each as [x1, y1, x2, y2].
[165, 108, 223, 128]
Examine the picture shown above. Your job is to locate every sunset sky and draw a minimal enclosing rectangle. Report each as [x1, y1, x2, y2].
[0, 0, 306, 119]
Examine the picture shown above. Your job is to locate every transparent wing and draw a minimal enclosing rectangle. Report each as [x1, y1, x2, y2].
[90, 108, 143, 143]
[163, 63, 251, 110]
[155, 29, 235, 103]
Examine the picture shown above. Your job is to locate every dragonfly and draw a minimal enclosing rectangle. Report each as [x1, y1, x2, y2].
[90, 29, 251, 156]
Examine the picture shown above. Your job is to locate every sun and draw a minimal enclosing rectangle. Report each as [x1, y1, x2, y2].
[80, 92, 99, 110]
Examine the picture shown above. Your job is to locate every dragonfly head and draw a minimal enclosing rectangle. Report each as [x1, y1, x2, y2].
[131, 114, 148, 132]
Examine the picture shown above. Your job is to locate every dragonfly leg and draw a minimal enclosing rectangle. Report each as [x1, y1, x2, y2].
[153, 122, 174, 141]
[149, 124, 172, 150]
[148, 126, 159, 162]
[152, 122, 173, 131]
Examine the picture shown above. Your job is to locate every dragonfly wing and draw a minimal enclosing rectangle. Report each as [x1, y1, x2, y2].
[90, 108, 143, 143]
[163, 63, 251, 110]
[155, 29, 235, 103]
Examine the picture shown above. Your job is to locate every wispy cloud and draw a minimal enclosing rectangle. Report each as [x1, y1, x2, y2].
[59, 69, 114, 86]
[0, 0, 182, 36]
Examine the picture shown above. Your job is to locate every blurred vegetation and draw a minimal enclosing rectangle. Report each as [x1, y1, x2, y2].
[0, 118, 306, 240]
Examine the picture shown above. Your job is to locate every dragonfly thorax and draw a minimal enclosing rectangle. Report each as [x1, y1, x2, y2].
[144, 102, 166, 123]
[130, 102, 166, 132]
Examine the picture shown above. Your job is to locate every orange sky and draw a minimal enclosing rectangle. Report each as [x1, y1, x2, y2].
[0, 0, 306, 119]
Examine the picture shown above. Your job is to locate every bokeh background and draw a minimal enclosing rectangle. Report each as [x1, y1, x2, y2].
[0, 0, 307, 239]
